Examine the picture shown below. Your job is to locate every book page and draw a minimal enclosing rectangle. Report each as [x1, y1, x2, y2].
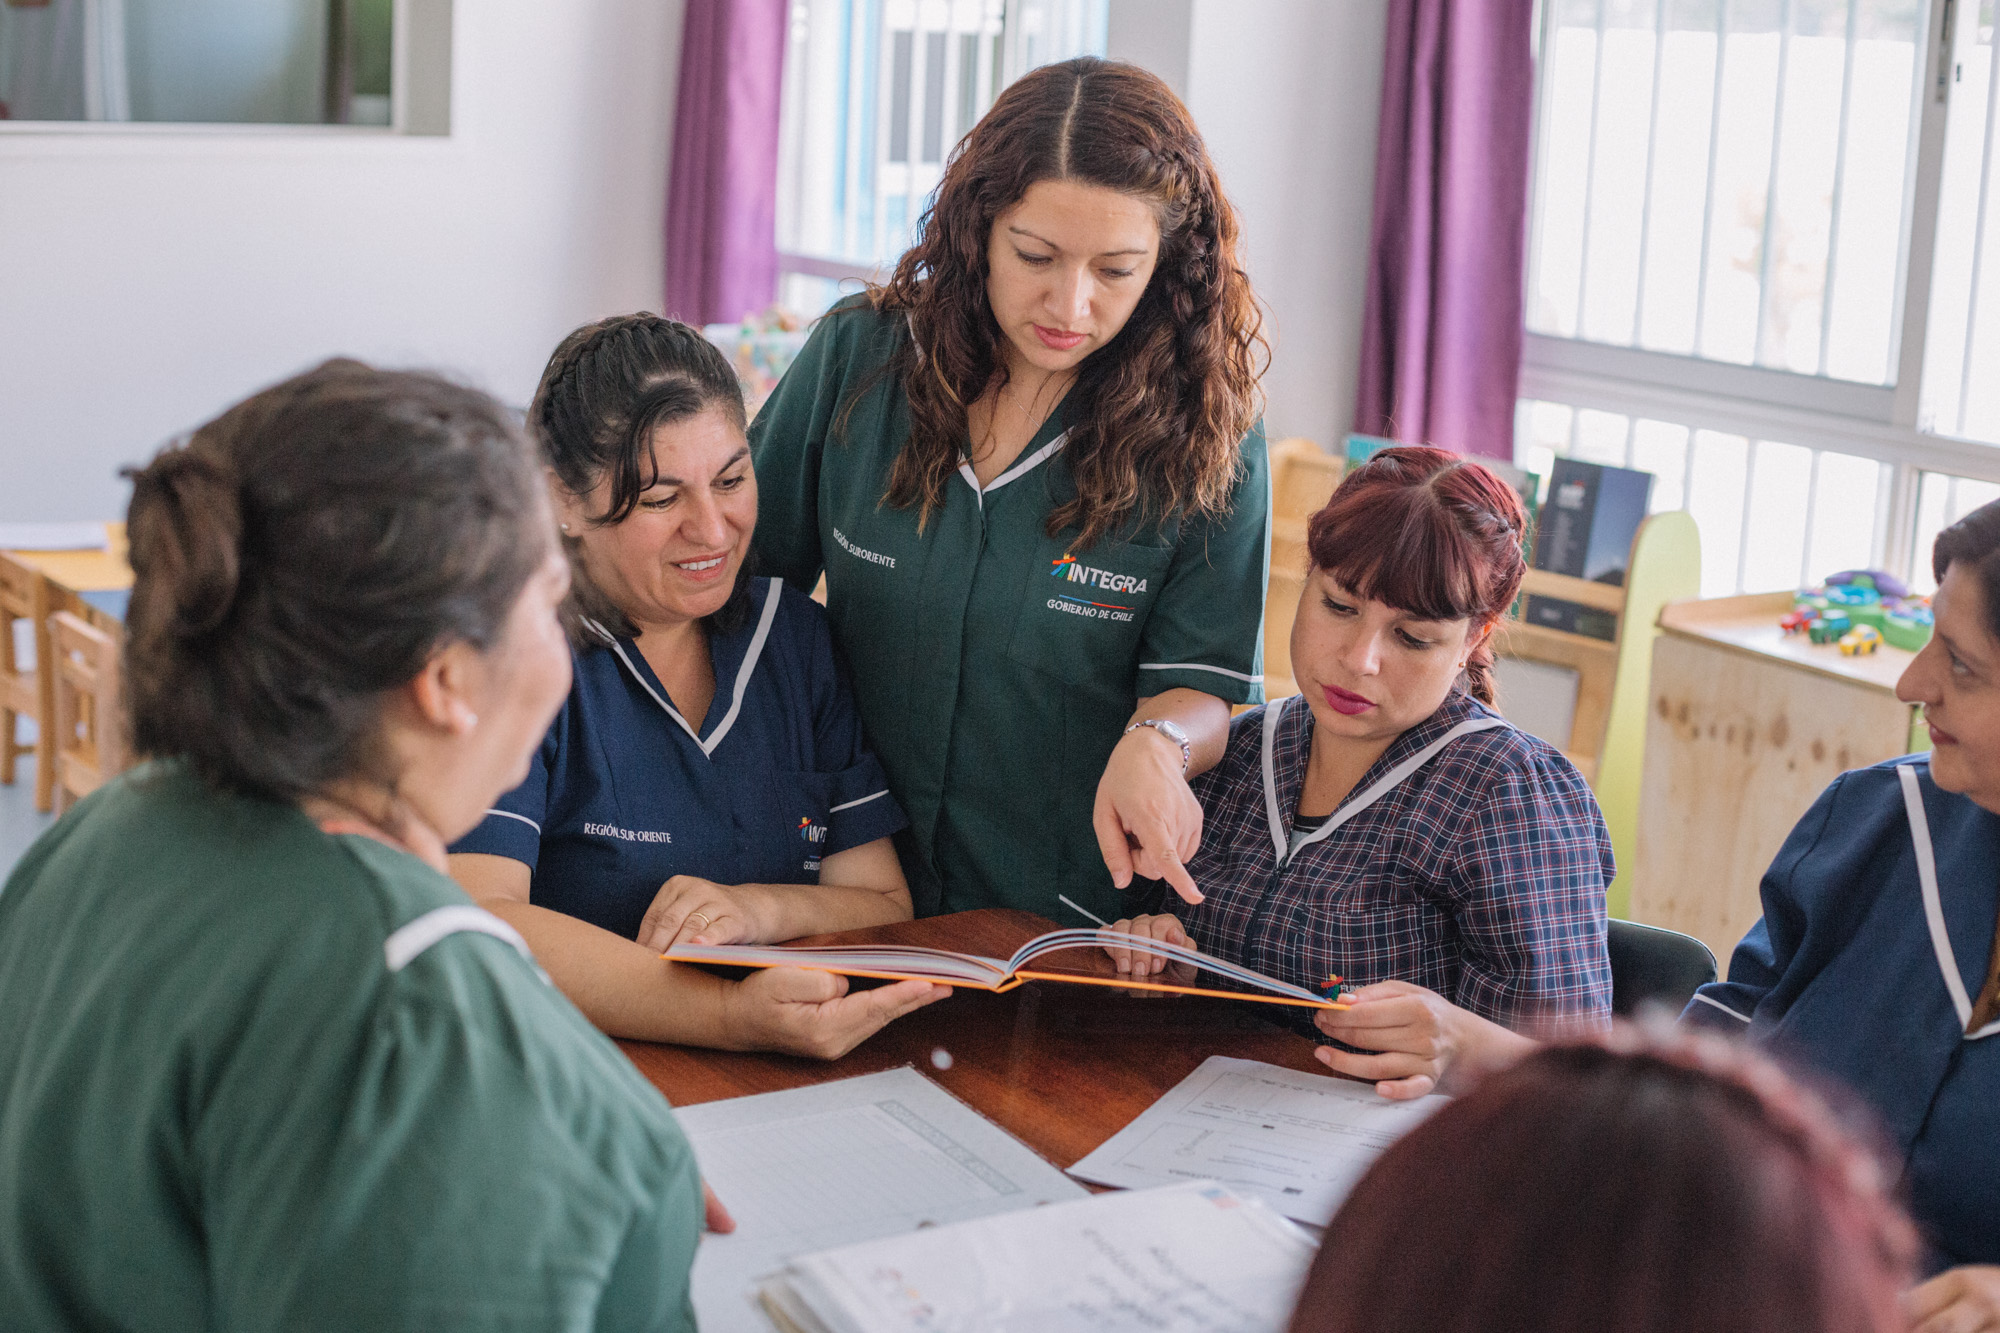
[1067, 1055, 1445, 1225]
[676, 1067, 1087, 1331]
[772, 1180, 1314, 1333]
[664, 942, 1011, 986]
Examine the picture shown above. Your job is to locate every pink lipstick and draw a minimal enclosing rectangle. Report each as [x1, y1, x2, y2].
[1034, 324, 1085, 351]
[1323, 684, 1374, 716]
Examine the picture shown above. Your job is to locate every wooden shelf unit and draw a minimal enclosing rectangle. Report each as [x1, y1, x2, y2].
[1628, 591, 1924, 962]
[1495, 510, 1702, 917]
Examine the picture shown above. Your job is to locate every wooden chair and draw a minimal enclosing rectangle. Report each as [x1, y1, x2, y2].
[47, 610, 126, 815]
[0, 552, 48, 794]
[1262, 438, 1345, 701]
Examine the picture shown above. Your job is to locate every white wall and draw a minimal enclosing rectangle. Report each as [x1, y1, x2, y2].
[1110, 0, 1386, 450]
[0, 0, 684, 522]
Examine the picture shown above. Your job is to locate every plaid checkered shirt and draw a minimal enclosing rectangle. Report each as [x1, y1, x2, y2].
[1168, 690, 1614, 1037]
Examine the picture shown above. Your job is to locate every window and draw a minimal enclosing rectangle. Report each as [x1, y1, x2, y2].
[0, 0, 451, 133]
[774, 0, 1107, 315]
[1521, 0, 2000, 593]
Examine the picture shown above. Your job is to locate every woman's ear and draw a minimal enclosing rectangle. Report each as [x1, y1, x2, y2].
[407, 642, 482, 737]
[548, 469, 588, 536]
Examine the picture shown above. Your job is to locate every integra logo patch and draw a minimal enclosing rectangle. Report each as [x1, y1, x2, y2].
[1050, 552, 1148, 594]
[798, 816, 827, 844]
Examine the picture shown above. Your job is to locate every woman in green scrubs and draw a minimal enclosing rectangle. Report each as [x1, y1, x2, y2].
[752, 57, 1270, 922]
[0, 363, 715, 1331]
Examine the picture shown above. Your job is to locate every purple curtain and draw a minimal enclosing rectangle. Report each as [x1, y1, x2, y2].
[663, 0, 788, 327]
[1355, 0, 1537, 461]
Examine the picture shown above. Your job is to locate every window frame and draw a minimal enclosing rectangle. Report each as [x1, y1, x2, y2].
[1519, 0, 1995, 584]
[773, 0, 1107, 296]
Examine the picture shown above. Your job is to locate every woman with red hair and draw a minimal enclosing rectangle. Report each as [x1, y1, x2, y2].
[1106, 446, 1612, 1095]
[1287, 1028, 1917, 1333]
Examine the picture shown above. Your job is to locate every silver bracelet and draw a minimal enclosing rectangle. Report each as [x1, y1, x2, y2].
[1123, 717, 1192, 776]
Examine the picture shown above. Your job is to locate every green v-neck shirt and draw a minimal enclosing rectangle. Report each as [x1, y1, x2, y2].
[749, 299, 1270, 922]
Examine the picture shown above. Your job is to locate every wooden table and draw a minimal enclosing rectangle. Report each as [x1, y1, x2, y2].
[3, 523, 131, 812]
[618, 909, 1327, 1169]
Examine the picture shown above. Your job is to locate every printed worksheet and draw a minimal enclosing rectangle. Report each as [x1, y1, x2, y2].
[677, 1067, 1087, 1332]
[762, 1180, 1315, 1333]
[1067, 1055, 1446, 1225]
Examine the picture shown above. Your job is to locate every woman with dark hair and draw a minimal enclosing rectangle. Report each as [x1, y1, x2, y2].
[450, 314, 944, 1058]
[750, 57, 1269, 922]
[1288, 1029, 1917, 1333]
[0, 362, 717, 1329]
[1686, 497, 2000, 1317]
[1105, 447, 1612, 1096]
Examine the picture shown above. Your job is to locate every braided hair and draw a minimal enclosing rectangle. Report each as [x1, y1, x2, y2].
[1304, 446, 1528, 707]
[1289, 1024, 1918, 1333]
[530, 314, 751, 639]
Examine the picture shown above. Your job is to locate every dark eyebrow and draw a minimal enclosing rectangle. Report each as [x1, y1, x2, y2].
[1006, 225, 1149, 258]
[1940, 629, 1983, 668]
[647, 446, 750, 489]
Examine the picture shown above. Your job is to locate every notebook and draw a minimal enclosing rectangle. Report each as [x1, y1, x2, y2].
[676, 1067, 1087, 1331]
[756, 1180, 1315, 1333]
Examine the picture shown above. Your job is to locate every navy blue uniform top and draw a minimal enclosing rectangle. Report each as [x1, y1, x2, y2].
[1683, 757, 2000, 1269]
[451, 577, 908, 941]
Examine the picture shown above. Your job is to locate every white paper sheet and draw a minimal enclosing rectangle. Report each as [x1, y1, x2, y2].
[676, 1067, 1088, 1332]
[766, 1180, 1315, 1333]
[0, 522, 108, 552]
[1067, 1055, 1445, 1225]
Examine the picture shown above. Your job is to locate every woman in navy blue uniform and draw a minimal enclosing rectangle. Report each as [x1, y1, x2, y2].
[1686, 500, 2000, 1322]
[450, 316, 944, 1059]
[1104, 448, 1612, 1098]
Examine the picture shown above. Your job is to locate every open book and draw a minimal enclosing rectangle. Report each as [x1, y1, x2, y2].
[757, 1180, 1314, 1333]
[665, 927, 1349, 1011]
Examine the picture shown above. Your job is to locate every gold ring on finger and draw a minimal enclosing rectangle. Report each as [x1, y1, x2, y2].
[687, 912, 711, 931]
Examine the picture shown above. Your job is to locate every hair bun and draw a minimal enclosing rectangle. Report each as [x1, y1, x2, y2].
[127, 445, 244, 639]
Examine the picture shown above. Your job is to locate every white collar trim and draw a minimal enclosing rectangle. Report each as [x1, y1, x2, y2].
[1899, 763, 2000, 1040]
[1260, 700, 1506, 869]
[957, 431, 1068, 508]
[585, 577, 785, 760]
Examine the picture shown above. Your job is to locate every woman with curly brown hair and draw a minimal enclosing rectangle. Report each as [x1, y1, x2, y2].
[751, 57, 1270, 923]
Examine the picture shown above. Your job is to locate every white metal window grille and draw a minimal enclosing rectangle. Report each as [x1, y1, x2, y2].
[774, 0, 1107, 316]
[1517, 397, 1894, 597]
[1521, 0, 2000, 593]
[1927, 1, 2000, 443]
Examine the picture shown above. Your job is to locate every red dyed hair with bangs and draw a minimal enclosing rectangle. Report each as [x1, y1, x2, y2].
[1304, 446, 1526, 706]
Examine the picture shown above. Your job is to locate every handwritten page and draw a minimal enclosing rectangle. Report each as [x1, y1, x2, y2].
[762, 1180, 1314, 1333]
[675, 1067, 1087, 1332]
[1067, 1055, 1445, 1225]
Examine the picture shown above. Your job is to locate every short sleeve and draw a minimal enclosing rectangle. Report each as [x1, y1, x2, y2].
[449, 716, 558, 871]
[749, 305, 853, 592]
[1445, 747, 1614, 1036]
[797, 591, 907, 856]
[1681, 774, 1842, 1032]
[201, 938, 703, 1331]
[1133, 421, 1270, 705]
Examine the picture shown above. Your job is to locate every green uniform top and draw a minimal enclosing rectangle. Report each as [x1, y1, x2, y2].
[750, 299, 1269, 921]
[0, 762, 703, 1333]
